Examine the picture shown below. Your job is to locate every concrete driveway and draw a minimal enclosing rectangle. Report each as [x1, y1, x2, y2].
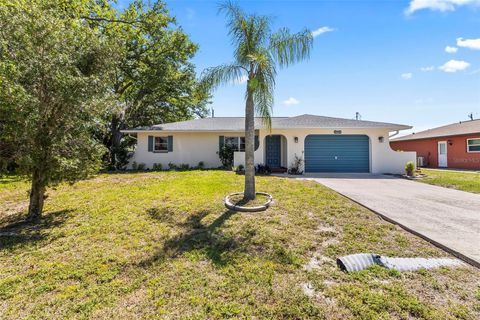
[301, 173, 480, 267]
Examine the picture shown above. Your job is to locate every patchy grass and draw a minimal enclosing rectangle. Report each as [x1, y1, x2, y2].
[1, 171, 479, 319]
[419, 169, 480, 194]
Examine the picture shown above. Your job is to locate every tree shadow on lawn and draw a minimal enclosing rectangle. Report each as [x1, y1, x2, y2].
[0, 209, 72, 250]
[0, 175, 25, 184]
[140, 208, 245, 267]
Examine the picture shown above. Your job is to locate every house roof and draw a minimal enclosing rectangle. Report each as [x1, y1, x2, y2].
[392, 119, 480, 142]
[122, 114, 411, 133]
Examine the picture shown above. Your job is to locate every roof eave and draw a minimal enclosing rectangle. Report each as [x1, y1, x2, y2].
[120, 129, 246, 133]
[267, 125, 412, 130]
[122, 125, 411, 133]
[393, 131, 480, 142]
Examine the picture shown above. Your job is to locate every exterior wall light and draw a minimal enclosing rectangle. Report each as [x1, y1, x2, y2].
[448, 140, 453, 145]
[294, 137, 299, 143]
[378, 136, 384, 143]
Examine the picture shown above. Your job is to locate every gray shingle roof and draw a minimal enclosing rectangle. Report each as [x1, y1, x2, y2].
[393, 119, 480, 141]
[273, 114, 410, 129]
[122, 114, 410, 132]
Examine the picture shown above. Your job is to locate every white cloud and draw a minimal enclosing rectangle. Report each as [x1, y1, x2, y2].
[470, 68, 480, 75]
[414, 98, 434, 104]
[405, 0, 480, 15]
[232, 75, 248, 85]
[445, 46, 458, 53]
[186, 8, 195, 20]
[311, 26, 335, 38]
[438, 59, 470, 72]
[401, 73, 413, 80]
[420, 66, 435, 71]
[282, 97, 300, 105]
[457, 37, 480, 50]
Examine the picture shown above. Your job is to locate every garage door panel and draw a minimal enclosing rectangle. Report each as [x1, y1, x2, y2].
[304, 135, 370, 172]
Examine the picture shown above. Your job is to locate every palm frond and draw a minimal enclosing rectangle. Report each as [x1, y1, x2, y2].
[253, 86, 273, 130]
[244, 15, 271, 55]
[220, 1, 272, 67]
[219, 1, 248, 59]
[218, 1, 244, 24]
[269, 27, 313, 68]
[248, 50, 276, 75]
[251, 54, 276, 130]
[250, 14, 271, 49]
[200, 63, 247, 91]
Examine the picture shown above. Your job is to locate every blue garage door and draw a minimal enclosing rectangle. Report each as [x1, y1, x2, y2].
[304, 135, 370, 172]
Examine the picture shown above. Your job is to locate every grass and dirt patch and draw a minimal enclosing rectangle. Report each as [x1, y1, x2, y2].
[1, 171, 479, 319]
[418, 169, 480, 194]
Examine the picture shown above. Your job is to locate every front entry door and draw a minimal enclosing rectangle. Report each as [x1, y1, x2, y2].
[438, 141, 448, 167]
[266, 135, 281, 168]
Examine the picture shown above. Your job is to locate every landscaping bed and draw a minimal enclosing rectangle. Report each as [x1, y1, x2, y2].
[227, 192, 271, 207]
[1, 171, 479, 319]
[224, 192, 272, 212]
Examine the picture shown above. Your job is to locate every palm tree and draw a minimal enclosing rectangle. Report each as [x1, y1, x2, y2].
[202, 1, 313, 200]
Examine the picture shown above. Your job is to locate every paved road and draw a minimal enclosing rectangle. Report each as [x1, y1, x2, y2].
[301, 173, 480, 267]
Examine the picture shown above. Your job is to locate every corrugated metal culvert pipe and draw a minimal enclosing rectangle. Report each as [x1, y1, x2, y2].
[337, 253, 464, 272]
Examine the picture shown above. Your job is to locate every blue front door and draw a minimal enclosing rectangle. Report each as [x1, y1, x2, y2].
[266, 135, 281, 168]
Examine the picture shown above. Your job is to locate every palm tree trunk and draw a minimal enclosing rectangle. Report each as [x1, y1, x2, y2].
[27, 168, 46, 221]
[244, 87, 256, 200]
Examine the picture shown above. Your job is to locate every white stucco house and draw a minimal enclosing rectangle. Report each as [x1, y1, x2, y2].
[121, 114, 415, 174]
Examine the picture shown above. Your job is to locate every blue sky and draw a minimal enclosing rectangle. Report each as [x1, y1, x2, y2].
[118, 0, 479, 134]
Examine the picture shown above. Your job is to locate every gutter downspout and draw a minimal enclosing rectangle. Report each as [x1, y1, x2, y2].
[125, 134, 137, 140]
[389, 130, 399, 139]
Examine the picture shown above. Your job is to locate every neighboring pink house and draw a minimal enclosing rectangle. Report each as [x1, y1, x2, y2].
[391, 120, 480, 170]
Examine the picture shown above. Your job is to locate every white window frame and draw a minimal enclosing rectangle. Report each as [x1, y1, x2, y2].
[224, 136, 245, 152]
[466, 138, 480, 153]
[154, 136, 168, 152]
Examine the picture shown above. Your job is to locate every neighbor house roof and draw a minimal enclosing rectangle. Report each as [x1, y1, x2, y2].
[392, 119, 480, 142]
[122, 114, 411, 133]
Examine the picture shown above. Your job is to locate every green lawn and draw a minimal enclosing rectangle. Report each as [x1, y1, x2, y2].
[1, 171, 479, 319]
[419, 169, 480, 194]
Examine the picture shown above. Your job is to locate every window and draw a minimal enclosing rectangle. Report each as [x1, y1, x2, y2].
[239, 137, 245, 152]
[154, 136, 168, 152]
[224, 136, 245, 151]
[467, 138, 480, 153]
[224, 137, 239, 150]
[439, 142, 446, 155]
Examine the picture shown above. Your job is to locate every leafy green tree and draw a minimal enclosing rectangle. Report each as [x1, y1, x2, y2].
[0, 0, 112, 220]
[202, 1, 313, 200]
[97, 1, 210, 170]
